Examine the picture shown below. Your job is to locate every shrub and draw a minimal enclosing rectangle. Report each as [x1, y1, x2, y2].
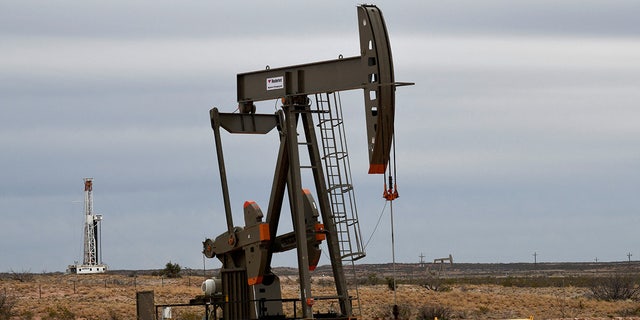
[44, 305, 75, 320]
[618, 306, 640, 317]
[590, 274, 640, 301]
[0, 292, 16, 320]
[386, 277, 397, 291]
[316, 277, 334, 287]
[365, 273, 380, 285]
[9, 269, 33, 282]
[420, 272, 451, 292]
[163, 261, 182, 278]
[375, 303, 411, 320]
[20, 310, 34, 320]
[416, 304, 453, 320]
[107, 308, 120, 320]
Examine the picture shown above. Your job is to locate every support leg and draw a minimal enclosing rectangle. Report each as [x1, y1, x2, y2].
[284, 103, 313, 318]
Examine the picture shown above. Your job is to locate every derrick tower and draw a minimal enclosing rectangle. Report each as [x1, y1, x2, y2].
[67, 178, 107, 274]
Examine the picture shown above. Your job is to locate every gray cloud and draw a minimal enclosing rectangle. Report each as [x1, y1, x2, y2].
[3, 1, 639, 39]
[1, 1, 639, 271]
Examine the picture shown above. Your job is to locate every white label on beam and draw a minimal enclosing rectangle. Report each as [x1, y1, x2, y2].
[266, 76, 284, 91]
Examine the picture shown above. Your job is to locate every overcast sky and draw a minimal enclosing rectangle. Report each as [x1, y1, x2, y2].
[1, 1, 639, 272]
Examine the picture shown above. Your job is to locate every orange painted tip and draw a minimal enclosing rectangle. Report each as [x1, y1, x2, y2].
[259, 223, 270, 241]
[368, 163, 386, 174]
[306, 298, 315, 306]
[243, 201, 256, 208]
[309, 253, 320, 271]
[248, 276, 263, 286]
[302, 188, 311, 195]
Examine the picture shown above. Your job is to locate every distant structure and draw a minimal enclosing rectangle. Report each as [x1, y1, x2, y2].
[419, 253, 426, 267]
[433, 254, 453, 265]
[67, 178, 107, 274]
[433, 254, 453, 272]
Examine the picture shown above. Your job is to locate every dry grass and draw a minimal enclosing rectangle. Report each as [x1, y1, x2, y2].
[2, 274, 202, 320]
[2, 273, 640, 319]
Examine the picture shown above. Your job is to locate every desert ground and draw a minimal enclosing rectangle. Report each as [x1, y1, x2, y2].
[2, 262, 640, 320]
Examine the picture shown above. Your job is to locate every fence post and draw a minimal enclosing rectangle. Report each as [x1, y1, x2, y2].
[136, 290, 155, 320]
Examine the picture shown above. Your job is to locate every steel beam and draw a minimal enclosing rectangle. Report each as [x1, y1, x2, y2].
[210, 108, 235, 235]
[282, 102, 313, 318]
[237, 57, 362, 103]
[235, 5, 412, 175]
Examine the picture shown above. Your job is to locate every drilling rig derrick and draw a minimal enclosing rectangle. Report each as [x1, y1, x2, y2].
[202, 5, 412, 320]
[67, 178, 107, 274]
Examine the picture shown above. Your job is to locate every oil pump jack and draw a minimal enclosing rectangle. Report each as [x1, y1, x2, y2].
[202, 5, 411, 319]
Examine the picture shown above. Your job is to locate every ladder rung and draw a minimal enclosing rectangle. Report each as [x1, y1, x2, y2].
[291, 109, 329, 114]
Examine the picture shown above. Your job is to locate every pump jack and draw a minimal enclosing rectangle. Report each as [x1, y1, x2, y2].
[202, 5, 412, 319]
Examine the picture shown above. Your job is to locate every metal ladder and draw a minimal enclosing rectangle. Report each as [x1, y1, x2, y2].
[314, 92, 365, 315]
